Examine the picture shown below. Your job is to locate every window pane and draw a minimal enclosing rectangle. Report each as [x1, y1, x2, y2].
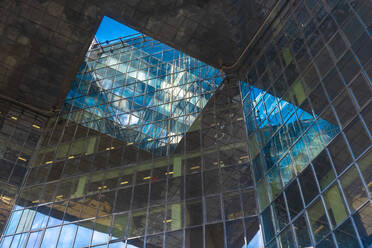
[4, 210, 22, 235]
[312, 150, 335, 190]
[317, 234, 336, 248]
[223, 192, 242, 220]
[242, 189, 256, 217]
[323, 183, 348, 227]
[262, 207, 275, 244]
[41, 226, 61, 248]
[335, 219, 360, 248]
[185, 226, 203, 248]
[285, 180, 303, 219]
[273, 194, 288, 232]
[353, 203, 372, 247]
[10, 233, 27, 248]
[357, 149, 372, 193]
[307, 199, 330, 242]
[345, 118, 371, 158]
[57, 224, 77, 248]
[165, 230, 183, 248]
[293, 214, 311, 248]
[147, 206, 165, 235]
[279, 226, 295, 248]
[26, 231, 43, 248]
[226, 219, 245, 248]
[111, 213, 128, 239]
[333, 91, 357, 127]
[298, 166, 319, 205]
[128, 209, 146, 238]
[204, 169, 220, 195]
[205, 196, 221, 223]
[340, 165, 368, 212]
[245, 217, 261, 247]
[146, 234, 163, 248]
[166, 203, 183, 232]
[205, 223, 224, 248]
[257, 179, 269, 211]
[267, 167, 282, 199]
[186, 199, 203, 226]
[91, 216, 111, 246]
[328, 134, 352, 174]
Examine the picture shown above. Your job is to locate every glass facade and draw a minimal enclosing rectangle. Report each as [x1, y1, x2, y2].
[240, 0, 371, 247]
[0, 101, 45, 233]
[0, 0, 371, 247]
[0, 37, 260, 248]
[63, 36, 222, 156]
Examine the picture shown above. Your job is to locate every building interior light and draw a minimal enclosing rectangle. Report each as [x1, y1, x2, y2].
[18, 157, 27, 162]
[11, 116, 18, 120]
[106, 146, 115, 151]
[165, 171, 174, 175]
[0, 195, 11, 205]
[45, 161, 53, 164]
[32, 124, 41, 129]
[190, 165, 200, 170]
[120, 181, 129, 185]
[32, 200, 39, 204]
[313, 225, 324, 234]
[68, 155, 75, 159]
[143, 176, 151, 180]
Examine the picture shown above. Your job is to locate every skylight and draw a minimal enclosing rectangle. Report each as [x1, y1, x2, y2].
[95, 16, 138, 43]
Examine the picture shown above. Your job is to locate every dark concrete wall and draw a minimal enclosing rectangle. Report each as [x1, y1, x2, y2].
[0, 0, 276, 112]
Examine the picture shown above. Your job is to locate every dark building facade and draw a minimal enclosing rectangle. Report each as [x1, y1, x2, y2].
[0, 0, 371, 247]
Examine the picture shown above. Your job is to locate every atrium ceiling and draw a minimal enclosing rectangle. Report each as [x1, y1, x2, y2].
[0, 0, 277, 112]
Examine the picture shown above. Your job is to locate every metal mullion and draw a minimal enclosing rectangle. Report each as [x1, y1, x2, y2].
[239, 79, 265, 248]
[142, 160, 153, 248]
[198, 108, 207, 248]
[161, 155, 173, 248]
[123, 163, 138, 245]
[181, 137, 186, 248]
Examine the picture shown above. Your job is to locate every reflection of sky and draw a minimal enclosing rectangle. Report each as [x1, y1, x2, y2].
[2, 205, 118, 248]
[241, 84, 335, 131]
[95, 16, 138, 42]
[247, 229, 264, 248]
[241, 82, 340, 186]
[3, 205, 264, 248]
[64, 37, 221, 154]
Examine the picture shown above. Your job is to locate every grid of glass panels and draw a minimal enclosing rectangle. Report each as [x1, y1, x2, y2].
[0, 100, 45, 233]
[62, 35, 222, 156]
[241, 0, 371, 247]
[0, 40, 259, 247]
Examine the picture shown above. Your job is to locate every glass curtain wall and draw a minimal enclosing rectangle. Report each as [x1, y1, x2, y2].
[240, 0, 371, 247]
[0, 100, 46, 234]
[0, 36, 260, 247]
[62, 35, 222, 156]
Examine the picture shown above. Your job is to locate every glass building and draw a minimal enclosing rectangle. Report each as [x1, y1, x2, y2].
[0, 0, 371, 247]
[239, 0, 371, 247]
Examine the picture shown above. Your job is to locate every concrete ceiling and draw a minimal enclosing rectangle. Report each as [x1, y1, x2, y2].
[0, 0, 277, 112]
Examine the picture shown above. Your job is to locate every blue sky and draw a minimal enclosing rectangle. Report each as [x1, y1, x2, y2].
[95, 16, 138, 42]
